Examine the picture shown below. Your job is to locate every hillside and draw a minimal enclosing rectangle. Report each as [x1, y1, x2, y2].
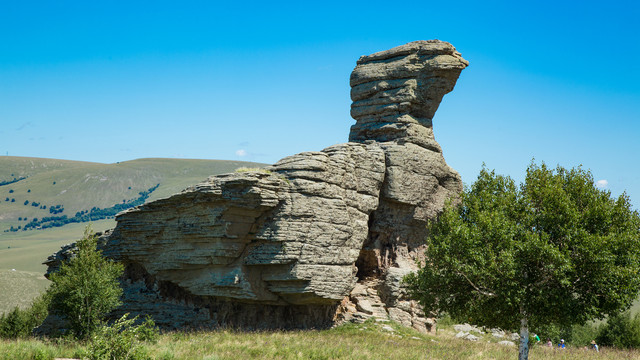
[0, 156, 266, 233]
[0, 156, 266, 314]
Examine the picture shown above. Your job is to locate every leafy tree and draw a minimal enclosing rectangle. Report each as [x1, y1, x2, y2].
[47, 226, 124, 339]
[406, 162, 640, 360]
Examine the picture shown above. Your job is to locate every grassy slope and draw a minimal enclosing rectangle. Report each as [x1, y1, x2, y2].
[0, 156, 266, 314]
[1, 320, 637, 359]
[0, 157, 265, 229]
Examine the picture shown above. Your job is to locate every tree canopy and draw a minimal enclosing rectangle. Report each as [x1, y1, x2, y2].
[406, 162, 640, 359]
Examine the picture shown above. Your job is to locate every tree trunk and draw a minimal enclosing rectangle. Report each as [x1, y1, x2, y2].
[518, 316, 529, 360]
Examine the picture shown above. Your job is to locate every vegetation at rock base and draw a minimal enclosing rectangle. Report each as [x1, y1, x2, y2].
[406, 162, 640, 360]
[86, 314, 158, 360]
[0, 225, 158, 359]
[47, 226, 124, 339]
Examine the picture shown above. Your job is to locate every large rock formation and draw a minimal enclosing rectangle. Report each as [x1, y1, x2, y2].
[45, 40, 468, 332]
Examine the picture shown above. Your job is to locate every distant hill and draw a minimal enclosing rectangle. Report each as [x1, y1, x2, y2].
[0, 156, 267, 313]
[0, 156, 267, 233]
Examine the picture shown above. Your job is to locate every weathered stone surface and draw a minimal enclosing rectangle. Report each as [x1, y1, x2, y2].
[351, 41, 465, 332]
[104, 143, 385, 307]
[43, 40, 467, 332]
[349, 40, 468, 149]
[454, 323, 484, 334]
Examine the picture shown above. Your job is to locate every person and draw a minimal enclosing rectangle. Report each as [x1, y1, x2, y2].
[558, 339, 565, 349]
[546, 338, 552, 347]
[590, 340, 599, 352]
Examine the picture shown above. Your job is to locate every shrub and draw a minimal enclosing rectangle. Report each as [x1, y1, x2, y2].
[87, 313, 158, 360]
[0, 293, 50, 339]
[567, 322, 600, 347]
[597, 311, 640, 348]
[47, 226, 124, 339]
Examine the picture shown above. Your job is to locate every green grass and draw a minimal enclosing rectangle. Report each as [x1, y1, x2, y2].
[1, 320, 639, 359]
[0, 270, 48, 315]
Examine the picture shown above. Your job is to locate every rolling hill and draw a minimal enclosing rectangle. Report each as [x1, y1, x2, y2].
[0, 156, 266, 313]
[0, 156, 266, 232]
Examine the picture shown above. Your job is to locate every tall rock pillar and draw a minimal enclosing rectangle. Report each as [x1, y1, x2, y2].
[347, 40, 468, 331]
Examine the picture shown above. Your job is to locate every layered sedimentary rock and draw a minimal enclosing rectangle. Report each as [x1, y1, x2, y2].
[44, 40, 468, 332]
[104, 144, 386, 313]
[349, 40, 468, 149]
[347, 41, 467, 330]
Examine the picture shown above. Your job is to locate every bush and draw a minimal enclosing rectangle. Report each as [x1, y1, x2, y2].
[0, 293, 50, 339]
[597, 311, 640, 348]
[567, 322, 600, 347]
[87, 313, 158, 360]
[47, 226, 124, 339]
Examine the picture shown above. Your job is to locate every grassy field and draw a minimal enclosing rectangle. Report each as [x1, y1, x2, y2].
[0, 157, 266, 315]
[1, 320, 638, 360]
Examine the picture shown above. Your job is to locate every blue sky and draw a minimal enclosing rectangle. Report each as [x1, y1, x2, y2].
[1, 1, 638, 208]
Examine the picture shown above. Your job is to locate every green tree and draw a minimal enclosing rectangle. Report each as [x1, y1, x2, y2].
[48, 226, 124, 339]
[406, 162, 640, 360]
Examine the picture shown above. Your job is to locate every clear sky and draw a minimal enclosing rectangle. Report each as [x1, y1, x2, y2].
[1, 1, 638, 208]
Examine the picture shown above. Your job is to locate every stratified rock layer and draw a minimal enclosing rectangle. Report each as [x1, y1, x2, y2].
[105, 143, 385, 305]
[349, 40, 468, 150]
[44, 40, 467, 332]
[347, 41, 467, 331]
